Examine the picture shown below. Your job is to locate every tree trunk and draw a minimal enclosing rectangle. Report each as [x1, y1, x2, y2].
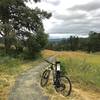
[4, 35, 11, 54]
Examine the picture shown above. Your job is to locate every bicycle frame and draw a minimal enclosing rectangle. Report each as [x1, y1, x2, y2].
[54, 62, 61, 88]
[47, 61, 61, 88]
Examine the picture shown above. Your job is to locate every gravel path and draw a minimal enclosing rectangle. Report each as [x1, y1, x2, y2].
[8, 57, 55, 100]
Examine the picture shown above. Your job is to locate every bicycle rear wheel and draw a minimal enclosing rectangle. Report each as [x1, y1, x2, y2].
[40, 69, 50, 87]
[55, 76, 72, 96]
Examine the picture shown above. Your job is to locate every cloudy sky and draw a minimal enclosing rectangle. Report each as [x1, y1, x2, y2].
[26, 0, 100, 39]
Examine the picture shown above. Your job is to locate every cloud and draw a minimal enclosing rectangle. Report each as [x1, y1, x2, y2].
[54, 11, 88, 20]
[26, 0, 100, 37]
[48, 11, 100, 34]
[44, 0, 100, 35]
[68, 1, 100, 11]
[90, 9, 100, 17]
[46, 0, 60, 6]
[48, 18, 99, 33]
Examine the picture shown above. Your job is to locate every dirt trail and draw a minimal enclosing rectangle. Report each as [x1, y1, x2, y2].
[73, 87, 100, 100]
[8, 57, 55, 100]
[45, 84, 100, 100]
[8, 57, 100, 100]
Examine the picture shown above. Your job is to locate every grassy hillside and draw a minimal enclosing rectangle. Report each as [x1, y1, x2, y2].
[41, 50, 100, 100]
[59, 52, 100, 90]
[42, 50, 100, 90]
[0, 49, 100, 99]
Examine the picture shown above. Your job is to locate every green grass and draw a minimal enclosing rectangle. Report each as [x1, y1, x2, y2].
[0, 48, 26, 76]
[59, 53, 100, 90]
[0, 56, 23, 75]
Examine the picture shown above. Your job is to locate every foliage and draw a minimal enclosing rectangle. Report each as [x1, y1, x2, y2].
[0, 0, 51, 55]
[47, 31, 100, 53]
[88, 31, 100, 52]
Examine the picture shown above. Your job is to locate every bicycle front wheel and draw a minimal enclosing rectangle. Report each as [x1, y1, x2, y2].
[40, 69, 50, 87]
[55, 76, 72, 96]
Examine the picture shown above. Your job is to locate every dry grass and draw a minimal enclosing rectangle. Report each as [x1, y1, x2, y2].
[0, 74, 15, 100]
[41, 50, 58, 58]
[42, 50, 100, 100]
[1, 49, 100, 100]
[42, 50, 89, 58]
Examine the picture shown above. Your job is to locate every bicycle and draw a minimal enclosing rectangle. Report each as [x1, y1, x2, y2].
[40, 59, 72, 97]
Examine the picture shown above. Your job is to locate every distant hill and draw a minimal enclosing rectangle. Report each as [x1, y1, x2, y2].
[49, 38, 65, 42]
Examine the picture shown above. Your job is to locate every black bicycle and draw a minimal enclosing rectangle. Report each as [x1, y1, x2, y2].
[40, 59, 72, 97]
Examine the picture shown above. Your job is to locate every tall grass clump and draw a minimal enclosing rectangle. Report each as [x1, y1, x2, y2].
[0, 56, 23, 75]
[59, 55, 100, 89]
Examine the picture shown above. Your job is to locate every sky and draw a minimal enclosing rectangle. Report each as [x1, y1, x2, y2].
[26, 0, 100, 39]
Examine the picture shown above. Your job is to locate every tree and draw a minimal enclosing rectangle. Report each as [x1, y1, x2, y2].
[0, 0, 51, 54]
[67, 36, 79, 51]
[88, 31, 100, 52]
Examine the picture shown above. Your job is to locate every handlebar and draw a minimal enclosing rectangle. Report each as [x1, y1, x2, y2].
[44, 59, 55, 65]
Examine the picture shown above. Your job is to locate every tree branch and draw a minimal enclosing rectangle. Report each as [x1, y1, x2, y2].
[0, 31, 4, 37]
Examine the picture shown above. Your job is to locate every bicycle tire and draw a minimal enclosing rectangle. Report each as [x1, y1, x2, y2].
[55, 75, 72, 96]
[40, 69, 50, 87]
